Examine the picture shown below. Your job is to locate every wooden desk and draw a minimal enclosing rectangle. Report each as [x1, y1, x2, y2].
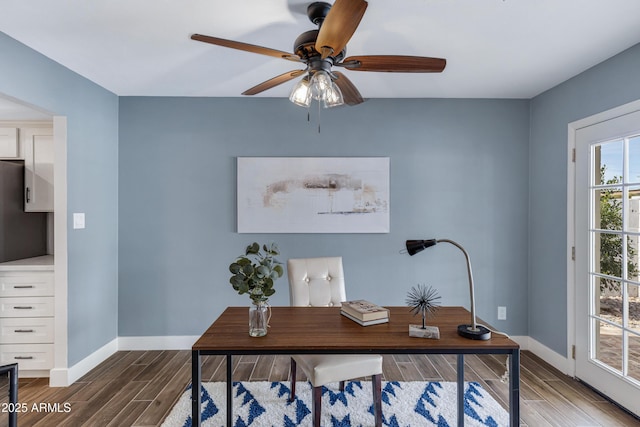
[192, 306, 520, 426]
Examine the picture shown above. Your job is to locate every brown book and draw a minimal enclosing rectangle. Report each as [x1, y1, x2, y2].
[341, 300, 389, 321]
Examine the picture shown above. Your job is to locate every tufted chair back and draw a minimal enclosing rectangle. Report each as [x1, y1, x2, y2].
[287, 257, 347, 307]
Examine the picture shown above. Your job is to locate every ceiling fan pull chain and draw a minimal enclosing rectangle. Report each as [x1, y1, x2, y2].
[317, 98, 321, 133]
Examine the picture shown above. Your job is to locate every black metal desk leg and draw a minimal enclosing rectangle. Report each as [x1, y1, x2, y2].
[457, 354, 464, 427]
[1, 363, 18, 427]
[192, 350, 201, 427]
[509, 350, 520, 426]
[227, 354, 233, 426]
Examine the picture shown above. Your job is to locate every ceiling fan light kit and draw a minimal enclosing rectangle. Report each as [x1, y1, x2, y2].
[191, 0, 446, 110]
[289, 76, 312, 107]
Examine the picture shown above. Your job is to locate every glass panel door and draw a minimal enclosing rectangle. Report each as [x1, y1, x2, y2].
[575, 111, 640, 417]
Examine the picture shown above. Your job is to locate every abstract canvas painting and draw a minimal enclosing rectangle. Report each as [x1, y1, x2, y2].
[237, 157, 389, 233]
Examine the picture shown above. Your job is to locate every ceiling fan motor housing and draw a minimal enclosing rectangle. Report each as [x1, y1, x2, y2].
[294, 30, 345, 64]
[307, 2, 332, 26]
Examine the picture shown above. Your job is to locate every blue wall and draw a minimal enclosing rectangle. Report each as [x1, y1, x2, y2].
[0, 32, 119, 366]
[529, 43, 640, 356]
[118, 97, 531, 336]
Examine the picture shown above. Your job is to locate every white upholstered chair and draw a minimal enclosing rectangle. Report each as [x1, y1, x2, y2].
[287, 257, 383, 427]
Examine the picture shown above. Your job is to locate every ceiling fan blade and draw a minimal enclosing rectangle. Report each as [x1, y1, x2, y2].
[191, 34, 302, 62]
[242, 70, 307, 96]
[342, 55, 446, 72]
[315, 0, 368, 59]
[333, 72, 364, 106]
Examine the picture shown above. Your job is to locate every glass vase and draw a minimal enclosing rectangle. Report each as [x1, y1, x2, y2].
[249, 301, 268, 337]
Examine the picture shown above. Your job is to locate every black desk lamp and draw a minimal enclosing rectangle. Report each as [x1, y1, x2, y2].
[405, 239, 491, 340]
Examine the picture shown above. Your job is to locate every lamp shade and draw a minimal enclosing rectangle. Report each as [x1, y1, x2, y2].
[323, 83, 344, 108]
[405, 239, 437, 256]
[289, 77, 311, 107]
[310, 70, 333, 100]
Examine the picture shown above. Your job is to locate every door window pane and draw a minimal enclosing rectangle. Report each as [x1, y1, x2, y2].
[627, 235, 639, 282]
[629, 136, 640, 184]
[594, 187, 624, 230]
[629, 332, 640, 382]
[594, 319, 623, 373]
[630, 284, 640, 335]
[628, 186, 640, 231]
[594, 140, 624, 185]
[594, 232, 623, 278]
[597, 277, 622, 326]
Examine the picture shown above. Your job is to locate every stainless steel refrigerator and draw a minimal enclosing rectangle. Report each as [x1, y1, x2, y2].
[0, 160, 47, 263]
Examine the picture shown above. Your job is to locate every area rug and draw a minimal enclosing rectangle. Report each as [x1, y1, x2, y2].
[162, 380, 508, 427]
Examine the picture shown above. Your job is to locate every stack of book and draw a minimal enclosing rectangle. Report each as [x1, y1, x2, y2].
[340, 300, 389, 326]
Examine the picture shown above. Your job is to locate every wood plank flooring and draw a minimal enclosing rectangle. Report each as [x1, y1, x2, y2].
[0, 350, 638, 426]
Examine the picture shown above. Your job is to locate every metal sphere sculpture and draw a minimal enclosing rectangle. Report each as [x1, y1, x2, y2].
[406, 284, 441, 329]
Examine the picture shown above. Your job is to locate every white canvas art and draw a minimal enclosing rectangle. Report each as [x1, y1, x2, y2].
[237, 157, 390, 233]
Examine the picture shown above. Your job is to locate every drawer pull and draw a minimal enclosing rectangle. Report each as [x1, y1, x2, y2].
[13, 285, 35, 289]
[13, 306, 34, 310]
[14, 329, 35, 333]
[14, 356, 34, 360]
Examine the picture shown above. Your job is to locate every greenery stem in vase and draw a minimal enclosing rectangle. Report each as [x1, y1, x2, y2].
[229, 242, 284, 336]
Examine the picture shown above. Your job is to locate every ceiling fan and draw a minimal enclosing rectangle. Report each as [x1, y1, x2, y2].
[191, 0, 446, 107]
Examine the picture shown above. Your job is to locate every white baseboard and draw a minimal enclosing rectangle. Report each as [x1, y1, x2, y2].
[49, 337, 118, 387]
[507, 335, 528, 350]
[522, 336, 571, 375]
[45, 334, 571, 387]
[118, 335, 199, 351]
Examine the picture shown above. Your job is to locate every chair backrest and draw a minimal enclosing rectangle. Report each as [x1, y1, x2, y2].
[287, 257, 347, 307]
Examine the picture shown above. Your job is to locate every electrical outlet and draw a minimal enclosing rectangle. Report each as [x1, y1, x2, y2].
[497, 306, 507, 320]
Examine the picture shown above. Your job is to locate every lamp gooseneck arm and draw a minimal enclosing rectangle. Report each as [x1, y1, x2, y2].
[436, 239, 478, 331]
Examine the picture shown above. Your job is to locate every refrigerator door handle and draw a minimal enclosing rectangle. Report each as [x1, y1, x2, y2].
[25, 186, 30, 203]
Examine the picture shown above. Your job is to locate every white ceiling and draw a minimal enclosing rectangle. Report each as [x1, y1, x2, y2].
[1, 0, 640, 103]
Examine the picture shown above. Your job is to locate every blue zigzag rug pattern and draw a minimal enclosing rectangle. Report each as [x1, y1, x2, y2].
[162, 380, 509, 427]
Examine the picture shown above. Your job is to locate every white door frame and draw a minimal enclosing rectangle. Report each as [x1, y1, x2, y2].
[567, 98, 640, 379]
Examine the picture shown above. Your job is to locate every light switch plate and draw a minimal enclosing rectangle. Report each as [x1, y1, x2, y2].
[73, 213, 85, 229]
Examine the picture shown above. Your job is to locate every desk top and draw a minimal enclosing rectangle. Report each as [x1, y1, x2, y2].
[193, 306, 519, 355]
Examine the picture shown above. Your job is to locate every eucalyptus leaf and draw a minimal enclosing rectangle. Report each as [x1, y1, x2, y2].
[246, 242, 260, 255]
[229, 242, 283, 303]
[256, 265, 269, 278]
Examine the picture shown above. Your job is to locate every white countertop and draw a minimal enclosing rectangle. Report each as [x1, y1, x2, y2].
[0, 255, 54, 271]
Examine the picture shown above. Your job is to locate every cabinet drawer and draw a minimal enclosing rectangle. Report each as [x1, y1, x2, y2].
[0, 344, 53, 370]
[0, 317, 54, 344]
[0, 297, 54, 317]
[0, 272, 54, 297]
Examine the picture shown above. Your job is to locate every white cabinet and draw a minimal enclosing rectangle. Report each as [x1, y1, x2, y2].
[0, 271, 54, 372]
[23, 127, 54, 212]
[0, 127, 19, 158]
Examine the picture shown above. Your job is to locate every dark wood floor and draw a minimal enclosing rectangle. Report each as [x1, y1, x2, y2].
[1, 350, 639, 426]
